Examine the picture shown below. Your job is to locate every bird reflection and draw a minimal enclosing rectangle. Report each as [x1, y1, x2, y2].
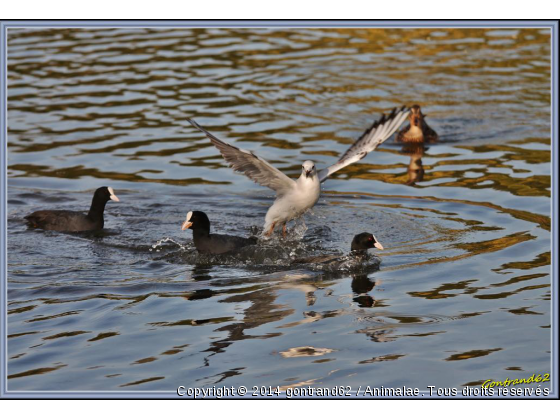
[351, 274, 378, 307]
[190, 264, 214, 282]
[180, 264, 381, 374]
[401, 143, 426, 186]
[185, 288, 214, 301]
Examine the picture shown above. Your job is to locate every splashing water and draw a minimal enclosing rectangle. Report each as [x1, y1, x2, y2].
[150, 237, 189, 253]
[256, 217, 309, 241]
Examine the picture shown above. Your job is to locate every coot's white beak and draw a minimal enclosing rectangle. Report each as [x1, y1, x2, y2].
[108, 187, 120, 202]
[182, 211, 193, 230]
[374, 242, 384, 250]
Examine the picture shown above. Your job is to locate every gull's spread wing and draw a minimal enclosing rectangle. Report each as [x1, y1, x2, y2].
[187, 119, 296, 196]
[318, 106, 410, 182]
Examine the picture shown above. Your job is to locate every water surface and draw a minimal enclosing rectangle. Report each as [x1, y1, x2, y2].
[7, 27, 552, 392]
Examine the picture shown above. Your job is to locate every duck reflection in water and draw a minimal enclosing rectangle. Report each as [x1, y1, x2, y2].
[402, 143, 426, 186]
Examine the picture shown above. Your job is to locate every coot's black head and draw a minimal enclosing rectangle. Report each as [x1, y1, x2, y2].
[351, 232, 384, 251]
[87, 186, 119, 221]
[94, 186, 120, 203]
[181, 211, 210, 232]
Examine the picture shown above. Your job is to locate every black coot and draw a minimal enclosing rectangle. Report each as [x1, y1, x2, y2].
[291, 232, 383, 267]
[25, 186, 120, 232]
[181, 210, 257, 255]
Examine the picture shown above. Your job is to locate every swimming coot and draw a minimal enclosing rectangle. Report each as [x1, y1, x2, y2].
[291, 232, 383, 268]
[181, 210, 257, 255]
[25, 186, 120, 232]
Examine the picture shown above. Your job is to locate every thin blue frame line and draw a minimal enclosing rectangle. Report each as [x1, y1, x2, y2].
[0, 19, 557, 399]
[1, 21, 8, 399]
[545, 21, 556, 398]
[550, 22, 559, 398]
[0, 19, 557, 28]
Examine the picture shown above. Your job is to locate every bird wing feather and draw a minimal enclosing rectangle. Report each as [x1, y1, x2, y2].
[318, 106, 410, 182]
[187, 119, 296, 196]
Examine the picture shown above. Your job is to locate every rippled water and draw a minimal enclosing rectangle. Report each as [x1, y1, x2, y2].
[6, 27, 552, 392]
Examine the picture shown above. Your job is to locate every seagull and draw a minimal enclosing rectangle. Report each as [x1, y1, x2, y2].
[187, 106, 409, 237]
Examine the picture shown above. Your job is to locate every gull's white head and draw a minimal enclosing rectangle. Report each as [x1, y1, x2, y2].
[107, 187, 120, 202]
[301, 160, 316, 179]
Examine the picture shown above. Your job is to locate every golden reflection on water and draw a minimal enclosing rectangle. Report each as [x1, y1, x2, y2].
[6, 27, 552, 390]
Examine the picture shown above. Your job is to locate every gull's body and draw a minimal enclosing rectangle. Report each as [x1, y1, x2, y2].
[263, 165, 321, 234]
[187, 106, 409, 236]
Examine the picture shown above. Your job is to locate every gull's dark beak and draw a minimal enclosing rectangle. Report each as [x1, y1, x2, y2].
[305, 170, 311, 178]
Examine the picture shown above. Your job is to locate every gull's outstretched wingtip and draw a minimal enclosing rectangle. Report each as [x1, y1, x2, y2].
[393, 105, 409, 116]
[186, 118, 209, 135]
[186, 117, 198, 128]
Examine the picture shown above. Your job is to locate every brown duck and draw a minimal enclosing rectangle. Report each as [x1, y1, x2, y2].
[396, 104, 438, 143]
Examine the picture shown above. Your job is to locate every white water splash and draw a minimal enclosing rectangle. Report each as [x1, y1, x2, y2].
[258, 217, 309, 241]
[150, 237, 188, 253]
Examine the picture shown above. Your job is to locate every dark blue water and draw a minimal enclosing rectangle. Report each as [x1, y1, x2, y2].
[7, 27, 551, 392]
